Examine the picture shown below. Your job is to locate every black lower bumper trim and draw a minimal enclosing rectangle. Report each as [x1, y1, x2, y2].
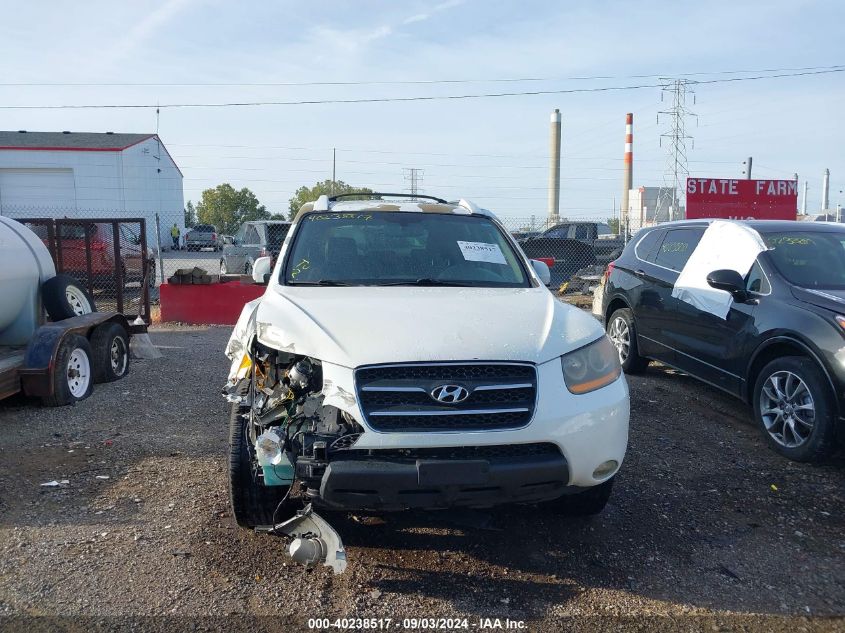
[317, 454, 570, 511]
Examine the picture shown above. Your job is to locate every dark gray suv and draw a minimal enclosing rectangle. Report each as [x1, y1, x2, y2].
[219, 220, 292, 275]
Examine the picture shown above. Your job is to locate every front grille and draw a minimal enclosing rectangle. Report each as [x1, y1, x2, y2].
[355, 362, 537, 432]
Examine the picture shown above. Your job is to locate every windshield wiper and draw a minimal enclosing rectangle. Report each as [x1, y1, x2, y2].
[375, 278, 474, 287]
[289, 279, 353, 286]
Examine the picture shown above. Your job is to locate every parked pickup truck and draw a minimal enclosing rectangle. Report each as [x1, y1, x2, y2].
[519, 221, 626, 289]
[184, 224, 220, 251]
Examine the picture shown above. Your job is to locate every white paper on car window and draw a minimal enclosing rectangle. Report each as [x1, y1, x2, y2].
[457, 241, 507, 265]
[672, 220, 767, 320]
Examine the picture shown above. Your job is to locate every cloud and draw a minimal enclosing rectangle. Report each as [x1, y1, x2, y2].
[108, 0, 198, 64]
[402, 0, 465, 26]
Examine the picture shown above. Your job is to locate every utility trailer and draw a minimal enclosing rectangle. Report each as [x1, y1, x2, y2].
[0, 313, 144, 405]
[0, 216, 143, 406]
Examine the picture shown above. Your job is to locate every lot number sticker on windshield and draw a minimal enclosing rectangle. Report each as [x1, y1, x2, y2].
[457, 241, 507, 265]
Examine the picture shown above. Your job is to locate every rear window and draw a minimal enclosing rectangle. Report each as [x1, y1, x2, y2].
[653, 228, 704, 271]
[633, 229, 663, 262]
[193, 225, 215, 232]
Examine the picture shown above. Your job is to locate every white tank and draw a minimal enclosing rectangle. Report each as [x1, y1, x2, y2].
[0, 217, 56, 345]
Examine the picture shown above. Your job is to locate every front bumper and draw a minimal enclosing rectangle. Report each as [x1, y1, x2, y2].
[316, 452, 570, 511]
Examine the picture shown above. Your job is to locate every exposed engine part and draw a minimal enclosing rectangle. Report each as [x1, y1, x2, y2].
[243, 344, 361, 573]
[256, 503, 347, 574]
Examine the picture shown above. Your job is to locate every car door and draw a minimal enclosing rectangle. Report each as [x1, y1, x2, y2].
[625, 228, 677, 364]
[669, 258, 763, 395]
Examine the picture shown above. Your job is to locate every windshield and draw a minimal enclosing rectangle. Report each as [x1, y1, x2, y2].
[283, 212, 529, 287]
[764, 231, 845, 289]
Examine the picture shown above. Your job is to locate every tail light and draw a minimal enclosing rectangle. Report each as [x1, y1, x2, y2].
[259, 247, 269, 258]
[536, 257, 555, 269]
[212, 232, 217, 241]
[602, 261, 616, 285]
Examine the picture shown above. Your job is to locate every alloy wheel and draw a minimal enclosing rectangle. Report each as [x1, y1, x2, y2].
[608, 316, 630, 362]
[759, 370, 815, 448]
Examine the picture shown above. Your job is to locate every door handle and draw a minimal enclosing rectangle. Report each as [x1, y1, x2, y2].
[634, 269, 646, 277]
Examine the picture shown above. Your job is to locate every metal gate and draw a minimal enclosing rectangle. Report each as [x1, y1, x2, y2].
[16, 217, 152, 322]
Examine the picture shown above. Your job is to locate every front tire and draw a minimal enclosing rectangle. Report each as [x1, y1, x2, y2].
[229, 393, 288, 528]
[540, 477, 614, 516]
[607, 308, 648, 374]
[753, 356, 836, 462]
[42, 334, 94, 407]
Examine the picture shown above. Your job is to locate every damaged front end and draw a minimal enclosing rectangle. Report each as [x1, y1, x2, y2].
[224, 312, 360, 574]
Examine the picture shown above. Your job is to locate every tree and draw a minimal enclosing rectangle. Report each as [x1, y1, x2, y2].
[184, 201, 196, 228]
[607, 217, 620, 235]
[287, 180, 373, 220]
[196, 184, 269, 234]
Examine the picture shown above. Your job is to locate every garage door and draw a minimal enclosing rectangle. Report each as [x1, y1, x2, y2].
[0, 168, 77, 216]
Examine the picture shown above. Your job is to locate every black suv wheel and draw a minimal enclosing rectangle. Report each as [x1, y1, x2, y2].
[752, 356, 836, 462]
[606, 308, 648, 374]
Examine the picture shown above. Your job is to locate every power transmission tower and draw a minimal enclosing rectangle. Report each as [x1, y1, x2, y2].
[656, 78, 697, 221]
[403, 168, 424, 197]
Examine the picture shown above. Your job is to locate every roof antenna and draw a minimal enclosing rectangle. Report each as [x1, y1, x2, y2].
[156, 103, 160, 134]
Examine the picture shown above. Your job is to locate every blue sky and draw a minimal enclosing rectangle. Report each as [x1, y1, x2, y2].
[0, 0, 843, 222]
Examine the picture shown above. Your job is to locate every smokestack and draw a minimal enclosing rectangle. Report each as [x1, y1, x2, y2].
[547, 109, 561, 224]
[621, 113, 633, 231]
[822, 168, 830, 211]
[802, 181, 808, 215]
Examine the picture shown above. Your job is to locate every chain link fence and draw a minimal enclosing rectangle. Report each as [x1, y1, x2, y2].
[12, 214, 154, 321]
[5, 206, 629, 317]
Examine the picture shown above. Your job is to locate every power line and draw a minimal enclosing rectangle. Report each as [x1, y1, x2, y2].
[3, 64, 841, 87]
[1, 68, 841, 110]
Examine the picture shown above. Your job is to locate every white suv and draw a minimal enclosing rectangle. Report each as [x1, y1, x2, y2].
[224, 194, 629, 559]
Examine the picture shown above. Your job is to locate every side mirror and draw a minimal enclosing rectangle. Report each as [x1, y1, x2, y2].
[531, 259, 551, 286]
[707, 269, 748, 302]
[221, 235, 234, 245]
[252, 256, 273, 284]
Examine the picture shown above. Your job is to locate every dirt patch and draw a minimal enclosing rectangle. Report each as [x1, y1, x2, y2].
[0, 326, 843, 631]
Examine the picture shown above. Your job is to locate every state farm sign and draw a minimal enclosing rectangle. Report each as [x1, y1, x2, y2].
[686, 178, 797, 220]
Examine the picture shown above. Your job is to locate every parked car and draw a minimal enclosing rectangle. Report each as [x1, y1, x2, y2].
[219, 220, 292, 275]
[223, 193, 629, 571]
[184, 224, 220, 251]
[27, 221, 155, 289]
[519, 221, 626, 290]
[600, 219, 845, 463]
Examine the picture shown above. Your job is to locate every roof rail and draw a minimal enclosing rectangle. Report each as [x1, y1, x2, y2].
[328, 192, 448, 204]
[455, 199, 480, 214]
[313, 194, 330, 211]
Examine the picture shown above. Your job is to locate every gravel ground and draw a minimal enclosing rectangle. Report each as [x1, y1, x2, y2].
[1, 325, 843, 632]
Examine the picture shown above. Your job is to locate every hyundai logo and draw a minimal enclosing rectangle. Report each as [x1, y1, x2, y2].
[430, 384, 470, 404]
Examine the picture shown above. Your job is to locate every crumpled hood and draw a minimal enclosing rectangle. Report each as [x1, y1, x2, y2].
[253, 285, 603, 368]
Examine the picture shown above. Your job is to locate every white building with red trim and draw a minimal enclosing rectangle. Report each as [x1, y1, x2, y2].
[0, 130, 184, 245]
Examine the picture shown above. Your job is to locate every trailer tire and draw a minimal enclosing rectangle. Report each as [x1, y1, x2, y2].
[42, 334, 94, 407]
[229, 391, 288, 529]
[42, 274, 97, 321]
[90, 322, 130, 383]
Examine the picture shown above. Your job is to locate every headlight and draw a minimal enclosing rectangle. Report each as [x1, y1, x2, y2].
[561, 336, 621, 394]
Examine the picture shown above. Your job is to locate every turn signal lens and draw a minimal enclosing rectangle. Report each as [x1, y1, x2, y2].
[561, 336, 621, 394]
[835, 315, 845, 330]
